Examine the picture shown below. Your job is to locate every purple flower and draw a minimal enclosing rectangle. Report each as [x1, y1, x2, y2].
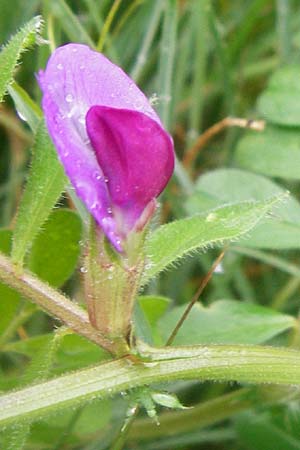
[38, 44, 174, 252]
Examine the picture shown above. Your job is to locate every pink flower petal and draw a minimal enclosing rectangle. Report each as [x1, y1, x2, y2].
[39, 43, 174, 251]
[86, 106, 174, 230]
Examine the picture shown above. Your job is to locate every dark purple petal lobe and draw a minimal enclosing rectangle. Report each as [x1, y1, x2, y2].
[86, 106, 174, 229]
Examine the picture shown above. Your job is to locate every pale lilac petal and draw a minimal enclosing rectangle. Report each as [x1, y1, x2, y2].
[39, 43, 160, 125]
[86, 106, 174, 229]
[39, 69, 123, 251]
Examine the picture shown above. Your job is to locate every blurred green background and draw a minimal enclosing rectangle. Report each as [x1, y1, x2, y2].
[2, 0, 300, 449]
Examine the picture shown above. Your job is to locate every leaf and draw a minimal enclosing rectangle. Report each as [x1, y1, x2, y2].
[143, 194, 284, 283]
[138, 296, 171, 326]
[8, 82, 42, 133]
[135, 296, 172, 345]
[235, 412, 300, 450]
[0, 16, 43, 102]
[235, 125, 300, 180]
[257, 64, 300, 126]
[186, 168, 300, 249]
[28, 209, 82, 287]
[0, 230, 20, 335]
[3, 333, 110, 377]
[157, 300, 296, 346]
[11, 121, 67, 266]
[151, 392, 188, 410]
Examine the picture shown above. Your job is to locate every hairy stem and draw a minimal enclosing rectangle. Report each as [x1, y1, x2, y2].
[0, 251, 115, 353]
[1, 344, 300, 426]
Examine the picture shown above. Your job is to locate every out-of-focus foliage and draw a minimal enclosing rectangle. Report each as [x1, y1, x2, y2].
[1, 0, 300, 449]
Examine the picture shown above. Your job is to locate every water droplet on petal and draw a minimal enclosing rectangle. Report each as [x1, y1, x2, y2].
[104, 177, 109, 183]
[57, 63, 63, 70]
[134, 100, 143, 110]
[79, 64, 85, 70]
[65, 94, 73, 103]
[93, 171, 102, 181]
[107, 207, 112, 214]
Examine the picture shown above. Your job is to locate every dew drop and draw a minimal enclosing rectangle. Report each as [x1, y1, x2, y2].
[104, 177, 109, 183]
[134, 100, 143, 110]
[206, 212, 217, 222]
[16, 110, 26, 122]
[107, 207, 112, 214]
[79, 64, 85, 70]
[65, 94, 73, 103]
[57, 63, 63, 70]
[80, 266, 88, 273]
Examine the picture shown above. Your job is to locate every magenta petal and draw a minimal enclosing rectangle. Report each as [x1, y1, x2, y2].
[86, 106, 174, 229]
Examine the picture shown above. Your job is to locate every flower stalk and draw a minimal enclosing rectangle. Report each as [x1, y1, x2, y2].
[84, 219, 146, 355]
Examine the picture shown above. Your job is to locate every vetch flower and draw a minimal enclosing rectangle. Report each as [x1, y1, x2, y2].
[39, 43, 174, 252]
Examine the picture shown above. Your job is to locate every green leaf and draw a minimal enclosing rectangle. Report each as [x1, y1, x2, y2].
[136, 296, 172, 345]
[28, 209, 82, 287]
[3, 333, 110, 376]
[257, 64, 300, 126]
[144, 194, 284, 282]
[138, 296, 171, 327]
[0, 16, 43, 102]
[0, 230, 20, 335]
[235, 125, 300, 180]
[8, 82, 42, 133]
[157, 300, 296, 346]
[236, 412, 300, 450]
[151, 392, 188, 410]
[11, 121, 67, 266]
[186, 168, 300, 249]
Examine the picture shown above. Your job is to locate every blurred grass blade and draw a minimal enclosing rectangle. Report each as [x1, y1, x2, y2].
[157, 0, 177, 129]
[130, 0, 164, 82]
[187, 0, 209, 144]
[11, 122, 66, 266]
[50, 0, 95, 48]
[143, 195, 286, 283]
[0, 16, 43, 102]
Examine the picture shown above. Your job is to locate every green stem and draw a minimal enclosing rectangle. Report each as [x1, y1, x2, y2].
[1, 343, 300, 426]
[0, 251, 115, 353]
